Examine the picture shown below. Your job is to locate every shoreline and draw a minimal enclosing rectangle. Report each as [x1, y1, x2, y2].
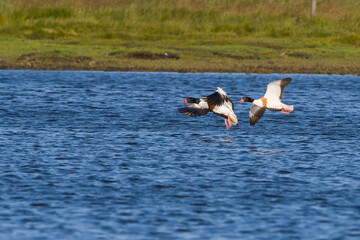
[1, 38, 359, 76]
[0, 60, 358, 75]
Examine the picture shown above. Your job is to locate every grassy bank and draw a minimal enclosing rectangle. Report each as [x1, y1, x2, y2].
[0, 0, 359, 74]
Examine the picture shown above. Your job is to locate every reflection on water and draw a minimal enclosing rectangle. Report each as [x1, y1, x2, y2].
[0, 71, 359, 240]
[248, 147, 289, 155]
[195, 137, 235, 143]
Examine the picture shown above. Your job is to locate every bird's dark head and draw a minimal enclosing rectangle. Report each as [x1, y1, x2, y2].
[182, 97, 199, 104]
[238, 97, 254, 103]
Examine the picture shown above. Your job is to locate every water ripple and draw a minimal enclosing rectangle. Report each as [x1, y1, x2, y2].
[0, 71, 359, 239]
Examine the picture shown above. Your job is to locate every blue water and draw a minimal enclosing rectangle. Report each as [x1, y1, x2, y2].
[0, 71, 359, 240]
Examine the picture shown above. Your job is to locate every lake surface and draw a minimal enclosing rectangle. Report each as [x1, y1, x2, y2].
[0, 70, 359, 240]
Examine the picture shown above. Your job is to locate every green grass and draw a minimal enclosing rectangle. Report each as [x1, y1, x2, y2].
[0, 0, 359, 74]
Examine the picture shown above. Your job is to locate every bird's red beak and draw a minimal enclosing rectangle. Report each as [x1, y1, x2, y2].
[238, 99, 244, 103]
[181, 98, 188, 103]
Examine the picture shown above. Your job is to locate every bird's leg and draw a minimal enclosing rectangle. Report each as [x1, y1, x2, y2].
[224, 119, 230, 130]
[227, 114, 232, 129]
[281, 110, 290, 115]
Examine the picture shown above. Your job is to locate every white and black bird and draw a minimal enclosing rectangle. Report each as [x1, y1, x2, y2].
[178, 87, 238, 130]
[238, 78, 294, 126]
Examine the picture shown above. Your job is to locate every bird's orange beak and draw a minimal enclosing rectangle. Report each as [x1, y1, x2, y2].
[181, 98, 187, 103]
[238, 99, 244, 103]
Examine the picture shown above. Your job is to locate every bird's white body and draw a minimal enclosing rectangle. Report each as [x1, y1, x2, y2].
[253, 79, 294, 112]
[212, 88, 238, 125]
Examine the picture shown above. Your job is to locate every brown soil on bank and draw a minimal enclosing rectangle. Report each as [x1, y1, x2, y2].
[0, 51, 359, 75]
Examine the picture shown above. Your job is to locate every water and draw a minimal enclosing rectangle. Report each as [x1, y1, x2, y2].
[0, 71, 359, 240]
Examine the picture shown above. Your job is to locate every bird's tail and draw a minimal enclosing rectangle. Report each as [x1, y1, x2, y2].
[282, 104, 294, 112]
[229, 111, 238, 125]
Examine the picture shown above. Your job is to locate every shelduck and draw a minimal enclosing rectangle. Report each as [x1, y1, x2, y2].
[178, 87, 238, 130]
[238, 78, 294, 126]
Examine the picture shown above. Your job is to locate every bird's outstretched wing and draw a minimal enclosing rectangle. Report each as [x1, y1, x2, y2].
[206, 92, 224, 107]
[249, 104, 266, 126]
[178, 102, 210, 117]
[264, 78, 292, 101]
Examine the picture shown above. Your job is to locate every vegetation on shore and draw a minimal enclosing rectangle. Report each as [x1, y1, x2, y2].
[0, 0, 359, 74]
